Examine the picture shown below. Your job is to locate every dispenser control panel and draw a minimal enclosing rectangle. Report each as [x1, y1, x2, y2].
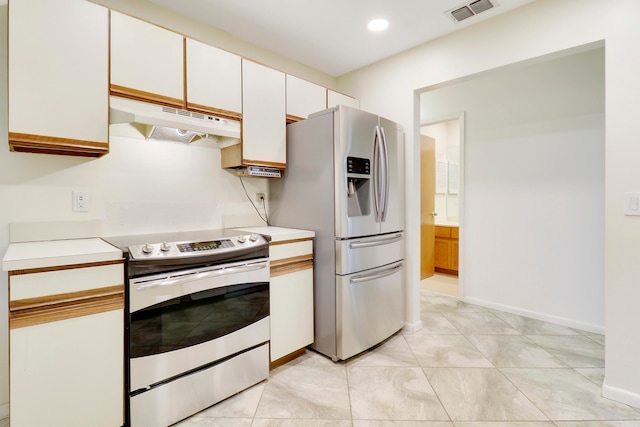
[347, 157, 370, 175]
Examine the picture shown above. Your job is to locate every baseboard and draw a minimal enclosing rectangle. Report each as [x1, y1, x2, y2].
[602, 380, 640, 409]
[463, 296, 605, 334]
[403, 319, 423, 333]
[0, 402, 8, 419]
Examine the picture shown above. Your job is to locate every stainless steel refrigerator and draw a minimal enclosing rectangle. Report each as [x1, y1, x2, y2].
[270, 105, 405, 361]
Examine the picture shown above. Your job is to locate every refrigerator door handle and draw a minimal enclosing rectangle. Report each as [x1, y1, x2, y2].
[349, 262, 403, 284]
[348, 234, 402, 249]
[379, 126, 390, 222]
[373, 125, 385, 222]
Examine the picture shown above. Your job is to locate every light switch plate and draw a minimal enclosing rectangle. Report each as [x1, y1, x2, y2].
[624, 192, 640, 216]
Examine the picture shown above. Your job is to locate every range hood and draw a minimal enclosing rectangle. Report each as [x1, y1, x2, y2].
[110, 96, 241, 143]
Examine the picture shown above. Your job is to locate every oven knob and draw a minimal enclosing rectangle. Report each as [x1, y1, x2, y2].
[249, 234, 258, 242]
[160, 242, 171, 252]
[237, 235, 246, 243]
[141, 243, 153, 254]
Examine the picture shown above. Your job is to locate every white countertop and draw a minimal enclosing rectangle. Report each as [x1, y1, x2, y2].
[233, 226, 315, 243]
[2, 238, 123, 271]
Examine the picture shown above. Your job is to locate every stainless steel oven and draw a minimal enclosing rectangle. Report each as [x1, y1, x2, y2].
[104, 230, 270, 427]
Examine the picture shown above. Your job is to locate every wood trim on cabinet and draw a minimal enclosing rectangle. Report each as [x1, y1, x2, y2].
[186, 102, 242, 121]
[241, 158, 286, 169]
[9, 285, 124, 329]
[8, 259, 124, 277]
[270, 347, 306, 370]
[270, 257, 313, 278]
[286, 114, 304, 124]
[110, 84, 185, 109]
[269, 237, 313, 246]
[8, 133, 109, 158]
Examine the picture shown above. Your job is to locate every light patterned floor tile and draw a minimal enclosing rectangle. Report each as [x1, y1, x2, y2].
[424, 368, 548, 421]
[526, 335, 604, 368]
[354, 421, 454, 427]
[171, 417, 253, 426]
[554, 422, 640, 427]
[405, 334, 493, 368]
[348, 366, 449, 421]
[501, 368, 640, 420]
[409, 311, 462, 335]
[441, 311, 520, 335]
[255, 365, 350, 419]
[491, 311, 582, 335]
[465, 335, 566, 368]
[251, 420, 353, 427]
[347, 333, 419, 367]
[453, 423, 555, 427]
[574, 367, 605, 386]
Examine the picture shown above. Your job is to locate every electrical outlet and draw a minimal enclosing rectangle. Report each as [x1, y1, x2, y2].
[72, 190, 89, 212]
[255, 193, 265, 202]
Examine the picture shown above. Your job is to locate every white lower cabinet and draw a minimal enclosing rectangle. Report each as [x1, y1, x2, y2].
[10, 310, 124, 427]
[268, 237, 314, 363]
[7, 259, 125, 427]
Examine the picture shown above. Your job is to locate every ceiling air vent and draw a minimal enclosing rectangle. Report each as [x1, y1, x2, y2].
[449, 0, 495, 22]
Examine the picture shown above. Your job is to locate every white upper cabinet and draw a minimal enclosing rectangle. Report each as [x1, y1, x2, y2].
[328, 89, 360, 109]
[8, 0, 109, 157]
[286, 75, 327, 122]
[186, 39, 242, 119]
[240, 59, 286, 168]
[110, 11, 184, 107]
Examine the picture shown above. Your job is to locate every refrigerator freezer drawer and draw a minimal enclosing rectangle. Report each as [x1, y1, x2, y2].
[335, 232, 403, 275]
[336, 261, 404, 360]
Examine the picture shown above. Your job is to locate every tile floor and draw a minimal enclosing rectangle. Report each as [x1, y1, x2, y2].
[421, 272, 459, 297]
[174, 290, 640, 427]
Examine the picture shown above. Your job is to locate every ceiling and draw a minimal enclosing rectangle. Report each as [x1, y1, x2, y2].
[148, 0, 536, 77]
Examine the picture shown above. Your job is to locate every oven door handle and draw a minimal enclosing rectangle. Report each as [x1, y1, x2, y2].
[134, 262, 268, 291]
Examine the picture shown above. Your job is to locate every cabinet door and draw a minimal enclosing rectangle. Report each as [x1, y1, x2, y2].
[110, 11, 184, 107]
[8, 0, 109, 156]
[242, 60, 286, 168]
[286, 75, 326, 122]
[10, 310, 124, 427]
[327, 89, 360, 109]
[186, 39, 242, 119]
[270, 267, 314, 361]
[434, 238, 452, 270]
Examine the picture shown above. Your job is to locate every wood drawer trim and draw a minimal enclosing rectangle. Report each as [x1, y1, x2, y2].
[241, 158, 286, 169]
[186, 102, 242, 121]
[269, 237, 313, 246]
[110, 84, 185, 109]
[8, 259, 124, 276]
[286, 114, 304, 124]
[270, 257, 313, 277]
[9, 132, 109, 157]
[9, 285, 124, 329]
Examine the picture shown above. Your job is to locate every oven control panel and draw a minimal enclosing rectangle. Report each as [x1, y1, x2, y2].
[128, 234, 267, 259]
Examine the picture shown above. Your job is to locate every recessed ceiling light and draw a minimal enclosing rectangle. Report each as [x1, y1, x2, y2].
[368, 18, 389, 32]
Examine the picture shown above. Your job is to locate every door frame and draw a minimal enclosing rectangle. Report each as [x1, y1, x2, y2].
[419, 112, 465, 299]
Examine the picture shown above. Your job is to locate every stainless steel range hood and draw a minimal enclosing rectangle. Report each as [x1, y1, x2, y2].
[109, 96, 241, 143]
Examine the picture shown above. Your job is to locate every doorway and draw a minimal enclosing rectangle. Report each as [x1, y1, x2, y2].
[419, 117, 463, 298]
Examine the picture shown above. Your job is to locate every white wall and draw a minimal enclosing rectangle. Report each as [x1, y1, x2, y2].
[422, 49, 604, 329]
[337, 0, 640, 408]
[0, 0, 337, 414]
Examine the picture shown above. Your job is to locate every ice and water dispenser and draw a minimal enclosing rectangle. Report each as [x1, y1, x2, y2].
[346, 156, 371, 217]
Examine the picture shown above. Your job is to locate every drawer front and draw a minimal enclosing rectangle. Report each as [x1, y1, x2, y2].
[9, 260, 125, 329]
[434, 226, 451, 238]
[269, 239, 313, 261]
[9, 262, 124, 301]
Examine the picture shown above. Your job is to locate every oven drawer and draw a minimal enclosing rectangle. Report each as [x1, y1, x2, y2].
[130, 343, 269, 427]
[131, 316, 269, 391]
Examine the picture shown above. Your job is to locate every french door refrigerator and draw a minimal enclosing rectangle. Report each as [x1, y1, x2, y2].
[270, 105, 405, 361]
